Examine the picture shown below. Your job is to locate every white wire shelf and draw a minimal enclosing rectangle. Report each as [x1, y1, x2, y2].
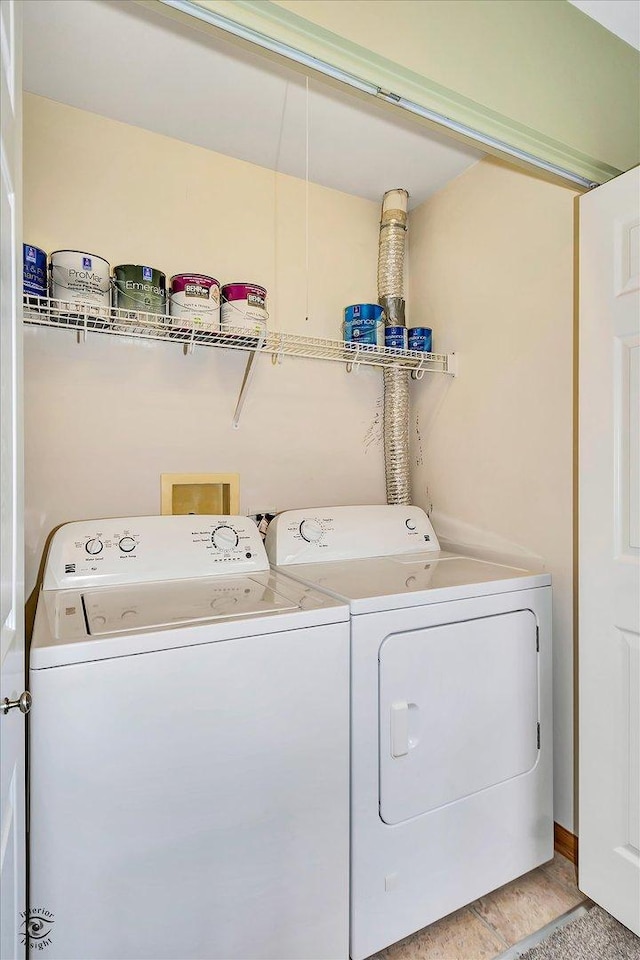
[23, 296, 454, 376]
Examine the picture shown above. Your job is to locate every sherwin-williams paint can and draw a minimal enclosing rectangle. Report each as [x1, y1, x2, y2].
[49, 250, 111, 308]
[385, 325, 408, 350]
[344, 304, 384, 346]
[23, 244, 47, 298]
[408, 327, 433, 352]
[113, 264, 166, 317]
[169, 274, 220, 332]
[220, 283, 268, 335]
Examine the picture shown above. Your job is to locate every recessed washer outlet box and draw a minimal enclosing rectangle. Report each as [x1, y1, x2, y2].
[161, 473, 240, 516]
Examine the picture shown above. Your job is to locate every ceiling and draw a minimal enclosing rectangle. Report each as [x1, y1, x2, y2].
[22, 0, 482, 210]
[568, 0, 640, 51]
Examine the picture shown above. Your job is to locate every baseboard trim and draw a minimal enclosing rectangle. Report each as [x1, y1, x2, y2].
[554, 822, 578, 864]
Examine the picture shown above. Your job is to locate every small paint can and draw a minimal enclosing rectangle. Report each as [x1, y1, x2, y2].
[385, 325, 408, 350]
[344, 304, 384, 347]
[113, 264, 167, 317]
[49, 250, 111, 308]
[220, 283, 268, 336]
[169, 274, 220, 333]
[408, 327, 433, 352]
[23, 244, 47, 299]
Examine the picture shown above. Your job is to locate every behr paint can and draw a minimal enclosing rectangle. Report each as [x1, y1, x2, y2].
[169, 274, 220, 332]
[384, 325, 408, 350]
[23, 244, 47, 299]
[49, 250, 111, 308]
[113, 264, 167, 317]
[408, 327, 433, 352]
[220, 283, 268, 336]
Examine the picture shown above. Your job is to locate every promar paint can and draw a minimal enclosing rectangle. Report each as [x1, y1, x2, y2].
[220, 283, 268, 336]
[113, 265, 167, 317]
[49, 250, 111, 308]
[23, 244, 47, 299]
[169, 274, 220, 332]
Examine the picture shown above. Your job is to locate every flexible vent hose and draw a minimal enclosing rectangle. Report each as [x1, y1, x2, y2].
[378, 189, 411, 505]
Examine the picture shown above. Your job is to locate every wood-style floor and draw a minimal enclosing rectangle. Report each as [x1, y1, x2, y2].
[368, 853, 587, 960]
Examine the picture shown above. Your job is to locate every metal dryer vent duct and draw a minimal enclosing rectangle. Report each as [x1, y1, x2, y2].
[378, 189, 411, 505]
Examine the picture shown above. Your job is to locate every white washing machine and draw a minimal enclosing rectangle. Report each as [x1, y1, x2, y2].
[266, 504, 553, 960]
[29, 514, 350, 960]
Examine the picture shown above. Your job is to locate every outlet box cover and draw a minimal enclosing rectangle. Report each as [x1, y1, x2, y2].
[161, 473, 240, 516]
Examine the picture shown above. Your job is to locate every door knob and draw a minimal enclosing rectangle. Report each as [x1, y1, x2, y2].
[2, 691, 32, 715]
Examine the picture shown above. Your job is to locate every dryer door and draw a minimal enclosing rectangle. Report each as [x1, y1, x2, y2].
[379, 610, 539, 825]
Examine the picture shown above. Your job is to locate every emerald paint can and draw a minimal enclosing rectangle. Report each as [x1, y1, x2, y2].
[113, 264, 167, 317]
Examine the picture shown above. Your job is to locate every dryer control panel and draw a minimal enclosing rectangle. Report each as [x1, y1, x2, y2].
[266, 505, 440, 566]
[43, 515, 269, 590]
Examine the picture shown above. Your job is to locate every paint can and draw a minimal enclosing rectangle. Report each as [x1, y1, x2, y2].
[23, 244, 47, 299]
[220, 283, 268, 336]
[49, 250, 111, 308]
[385, 325, 408, 350]
[113, 264, 167, 317]
[408, 327, 433, 352]
[169, 274, 220, 333]
[344, 304, 384, 347]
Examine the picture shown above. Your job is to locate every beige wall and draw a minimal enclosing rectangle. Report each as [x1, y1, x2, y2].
[408, 157, 577, 831]
[23, 94, 386, 594]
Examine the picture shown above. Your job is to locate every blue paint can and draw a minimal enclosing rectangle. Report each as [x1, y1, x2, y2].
[408, 327, 433, 352]
[385, 325, 408, 350]
[23, 244, 47, 298]
[344, 303, 384, 346]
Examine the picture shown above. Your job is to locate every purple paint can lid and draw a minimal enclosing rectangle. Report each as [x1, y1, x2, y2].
[170, 274, 219, 293]
[222, 283, 267, 300]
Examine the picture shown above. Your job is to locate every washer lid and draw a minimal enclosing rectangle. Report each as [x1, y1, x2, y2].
[275, 553, 551, 614]
[31, 570, 349, 668]
[82, 575, 296, 636]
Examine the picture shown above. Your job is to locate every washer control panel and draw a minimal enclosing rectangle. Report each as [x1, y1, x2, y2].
[43, 515, 269, 590]
[266, 505, 440, 565]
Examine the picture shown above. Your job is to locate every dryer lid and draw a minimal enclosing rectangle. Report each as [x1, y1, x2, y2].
[277, 554, 551, 614]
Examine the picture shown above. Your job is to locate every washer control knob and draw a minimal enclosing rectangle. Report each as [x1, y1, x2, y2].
[119, 537, 136, 553]
[299, 519, 323, 543]
[211, 525, 239, 551]
[405, 518, 417, 531]
[85, 538, 104, 555]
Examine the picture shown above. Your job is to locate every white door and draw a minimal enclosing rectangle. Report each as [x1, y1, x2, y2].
[579, 166, 640, 935]
[0, 1, 26, 958]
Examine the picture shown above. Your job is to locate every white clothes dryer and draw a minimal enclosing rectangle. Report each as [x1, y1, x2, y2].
[29, 515, 350, 960]
[266, 504, 553, 960]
